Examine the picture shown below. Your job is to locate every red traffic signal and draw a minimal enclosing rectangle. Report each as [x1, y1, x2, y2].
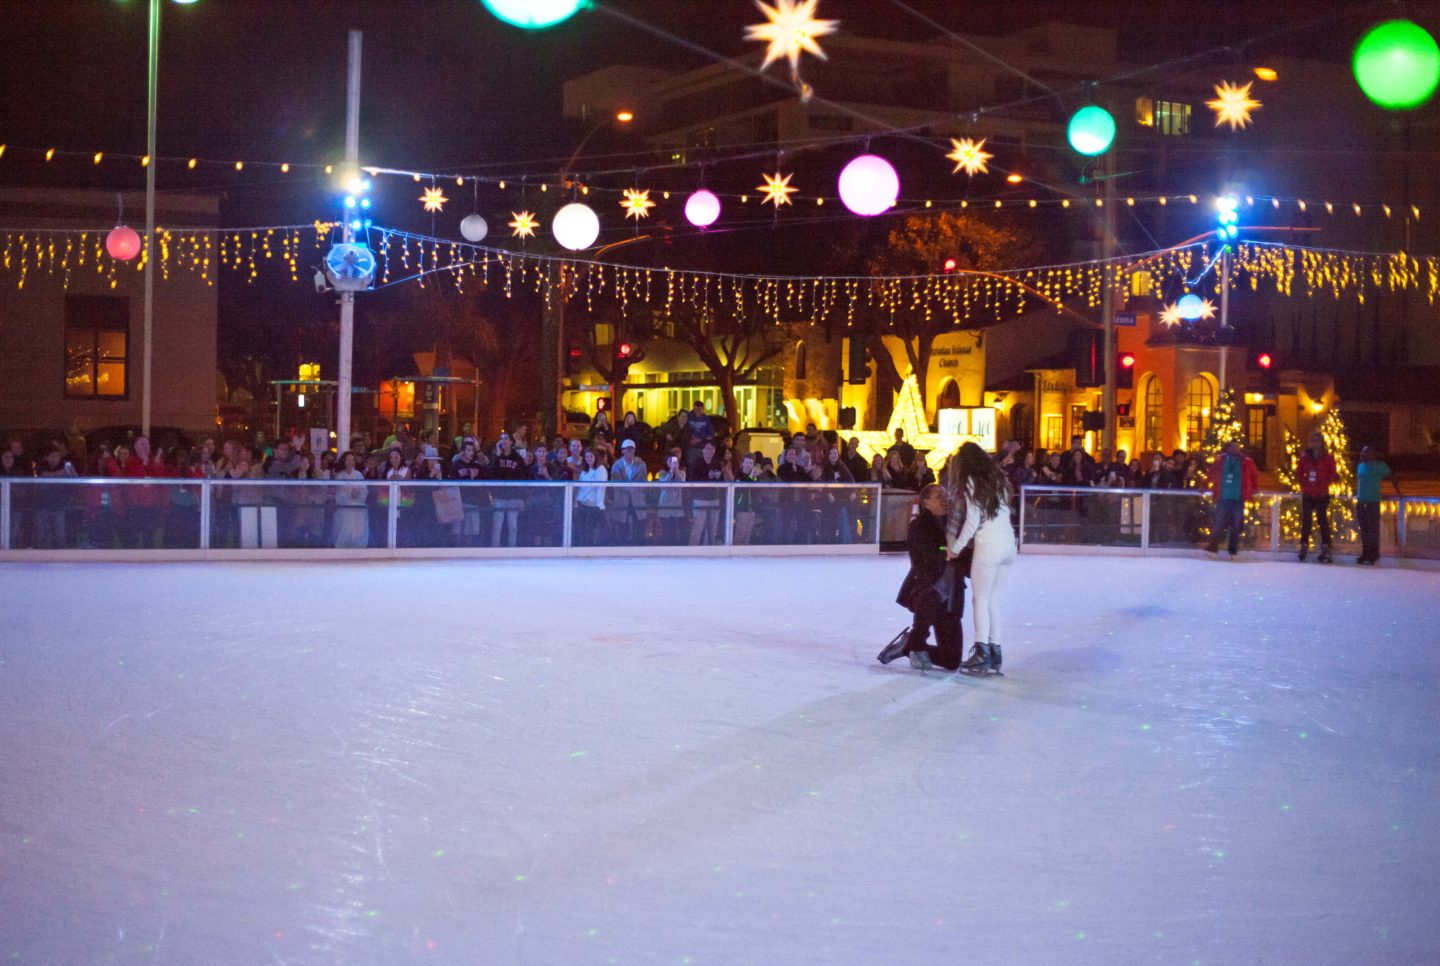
[1119, 352, 1136, 368]
[1256, 352, 1273, 369]
[942, 258, 957, 273]
[616, 342, 634, 359]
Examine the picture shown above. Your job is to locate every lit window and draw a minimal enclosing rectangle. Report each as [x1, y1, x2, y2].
[1155, 101, 1191, 136]
[65, 296, 128, 398]
[1135, 97, 1154, 127]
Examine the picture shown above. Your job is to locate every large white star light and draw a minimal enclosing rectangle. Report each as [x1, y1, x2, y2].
[745, 0, 839, 79]
[1207, 80, 1261, 131]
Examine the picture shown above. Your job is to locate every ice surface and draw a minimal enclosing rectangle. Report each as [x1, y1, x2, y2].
[1, 555, 1438, 965]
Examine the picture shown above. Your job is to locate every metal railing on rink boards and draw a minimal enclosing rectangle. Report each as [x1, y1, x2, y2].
[1017, 484, 1440, 563]
[0, 479, 884, 560]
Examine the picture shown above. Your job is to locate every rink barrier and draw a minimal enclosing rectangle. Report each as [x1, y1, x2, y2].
[1017, 484, 1440, 567]
[0, 478, 883, 561]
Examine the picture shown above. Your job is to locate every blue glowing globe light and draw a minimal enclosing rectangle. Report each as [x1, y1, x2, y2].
[1177, 294, 1205, 321]
[481, 0, 585, 29]
[1067, 105, 1116, 156]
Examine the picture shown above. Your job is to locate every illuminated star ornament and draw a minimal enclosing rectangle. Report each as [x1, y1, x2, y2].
[758, 171, 798, 208]
[1160, 303, 1183, 326]
[946, 137, 992, 177]
[1207, 80, 1261, 130]
[420, 186, 448, 213]
[745, 0, 838, 98]
[1197, 298, 1218, 321]
[620, 188, 655, 220]
[508, 210, 539, 239]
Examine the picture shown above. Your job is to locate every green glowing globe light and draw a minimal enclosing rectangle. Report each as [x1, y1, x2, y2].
[1353, 20, 1440, 110]
[1067, 105, 1116, 156]
[480, 0, 585, 30]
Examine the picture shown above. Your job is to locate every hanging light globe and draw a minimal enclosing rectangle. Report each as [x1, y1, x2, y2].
[105, 226, 142, 261]
[837, 154, 900, 216]
[1067, 105, 1116, 156]
[1353, 20, 1440, 110]
[552, 202, 600, 250]
[684, 190, 722, 228]
[480, 0, 585, 30]
[459, 214, 489, 242]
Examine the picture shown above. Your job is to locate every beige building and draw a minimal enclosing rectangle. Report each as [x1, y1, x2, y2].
[0, 187, 218, 442]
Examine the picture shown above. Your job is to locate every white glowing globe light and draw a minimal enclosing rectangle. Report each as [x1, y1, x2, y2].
[1177, 294, 1205, 320]
[459, 213, 489, 242]
[552, 202, 600, 250]
[684, 189, 721, 227]
[837, 154, 900, 216]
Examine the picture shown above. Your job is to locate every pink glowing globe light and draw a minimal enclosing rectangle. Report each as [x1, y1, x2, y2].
[105, 225, 142, 261]
[684, 189, 721, 227]
[837, 154, 900, 216]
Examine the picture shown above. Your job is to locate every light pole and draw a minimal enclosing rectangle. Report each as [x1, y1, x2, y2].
[539, 110, 633, 439]
[140, 0, 199, 439]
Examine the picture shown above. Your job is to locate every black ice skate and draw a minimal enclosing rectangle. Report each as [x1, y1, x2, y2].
[1298, 547, 1308, 562]
[909, 649, 933, 671]
[985, 643, 1004, 675]
[877, 629, 909, 665]
[1318, 547, 1332, 564]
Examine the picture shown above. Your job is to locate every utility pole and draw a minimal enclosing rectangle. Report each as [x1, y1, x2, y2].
[1218, 246, 1231, 390]
[1100, 143, 1118, 457]
[141, 0, 160, 437]
[336, 30, 361, 454]
[540, 263, 563, 440]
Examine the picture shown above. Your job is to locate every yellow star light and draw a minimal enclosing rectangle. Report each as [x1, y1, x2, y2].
[420, 186, 448, 213]
[946, 137, 992, 177]
[1160, 303, 1183, 326]
[1206, 80, 1261, 131]
[745, 0, 838, 74]
[1198, 298, 1218, 321]
[620, 188, 655, 221]
[758, 170, 798, 207]
[508, 210, 539, 239]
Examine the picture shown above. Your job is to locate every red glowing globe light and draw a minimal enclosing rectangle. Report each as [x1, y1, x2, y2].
[106, 225, 142, 261]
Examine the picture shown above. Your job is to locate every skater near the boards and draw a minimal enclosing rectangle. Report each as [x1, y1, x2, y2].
[877, 483, 967, 671]
[1296, 431, 1337, 563]
[947, 442, 1017, 674]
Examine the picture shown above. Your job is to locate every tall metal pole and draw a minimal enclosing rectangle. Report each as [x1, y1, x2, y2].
[336, 30, 362, 455]
[1100, 145, 1117, 457]
[141, 0, 160, 438]
[1218, 247, 1231, 390]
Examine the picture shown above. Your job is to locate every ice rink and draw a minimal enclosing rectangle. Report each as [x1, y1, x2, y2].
[2, 554, 1438, 965]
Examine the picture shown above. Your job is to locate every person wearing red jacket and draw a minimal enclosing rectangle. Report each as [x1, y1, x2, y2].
[119, 435, 170, 548]
[1296, 430, 1338, 563]
[1206, 440, 1259, 558]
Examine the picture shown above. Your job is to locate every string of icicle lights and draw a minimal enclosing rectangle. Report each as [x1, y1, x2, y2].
[3, 224, 1438, 326]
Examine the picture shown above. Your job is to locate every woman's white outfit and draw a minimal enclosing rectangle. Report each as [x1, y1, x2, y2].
[949, 482, 1017, 648]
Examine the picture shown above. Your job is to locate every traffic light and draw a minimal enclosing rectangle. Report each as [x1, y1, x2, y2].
[615, 341, 634, 361]
[1254, 351, 1273, 369]
[942, 257, 957, 273]
[1216, 195, 1239, 246]
[1117, 350, 1136, 389]
[565, 345, 583, 376]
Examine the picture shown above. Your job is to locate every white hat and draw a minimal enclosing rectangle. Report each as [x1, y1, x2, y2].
[620, 438, 636, 449]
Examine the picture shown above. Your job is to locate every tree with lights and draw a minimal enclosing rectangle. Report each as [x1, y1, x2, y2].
[1197, 389, 1259, 540]
[1276, 409, 1357, 550]
[860, 211, 1042, 427]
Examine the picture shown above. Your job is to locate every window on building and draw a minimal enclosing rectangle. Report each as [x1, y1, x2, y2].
[1042, 413, 1064, 450]
[1246, 406, 1268, 469]
[1184, 376, 1214, 447]
[64, 295, 128, 398]
[1155, 100, 1191, 136]
[794, 341, 807, 380]
[1135, 97, 1154, 127]
[1143, 375, 1164, 453]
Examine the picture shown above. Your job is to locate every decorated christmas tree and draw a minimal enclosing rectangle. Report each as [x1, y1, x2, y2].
[1275, 407, 1357, 545]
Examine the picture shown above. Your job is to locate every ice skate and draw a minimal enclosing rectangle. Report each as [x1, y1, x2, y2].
[960, 643, 987, 672]
[1297, 547, 1308, 562]
[1318, 547, 1332, 564]
[985, 643, 1004, 675]
[908, 649, 933, 671]
[876, 629, 909, 665]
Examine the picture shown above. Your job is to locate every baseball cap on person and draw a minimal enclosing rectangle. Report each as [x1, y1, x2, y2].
[621, 439, 636, 449]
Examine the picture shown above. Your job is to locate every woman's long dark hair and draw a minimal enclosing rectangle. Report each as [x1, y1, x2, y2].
[948, 441, 1011, 520]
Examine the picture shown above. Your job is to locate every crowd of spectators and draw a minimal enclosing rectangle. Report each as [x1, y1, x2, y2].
[1, 412, 1231, 552]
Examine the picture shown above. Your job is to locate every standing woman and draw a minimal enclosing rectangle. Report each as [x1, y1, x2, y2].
[948, 441, 1017, 674]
